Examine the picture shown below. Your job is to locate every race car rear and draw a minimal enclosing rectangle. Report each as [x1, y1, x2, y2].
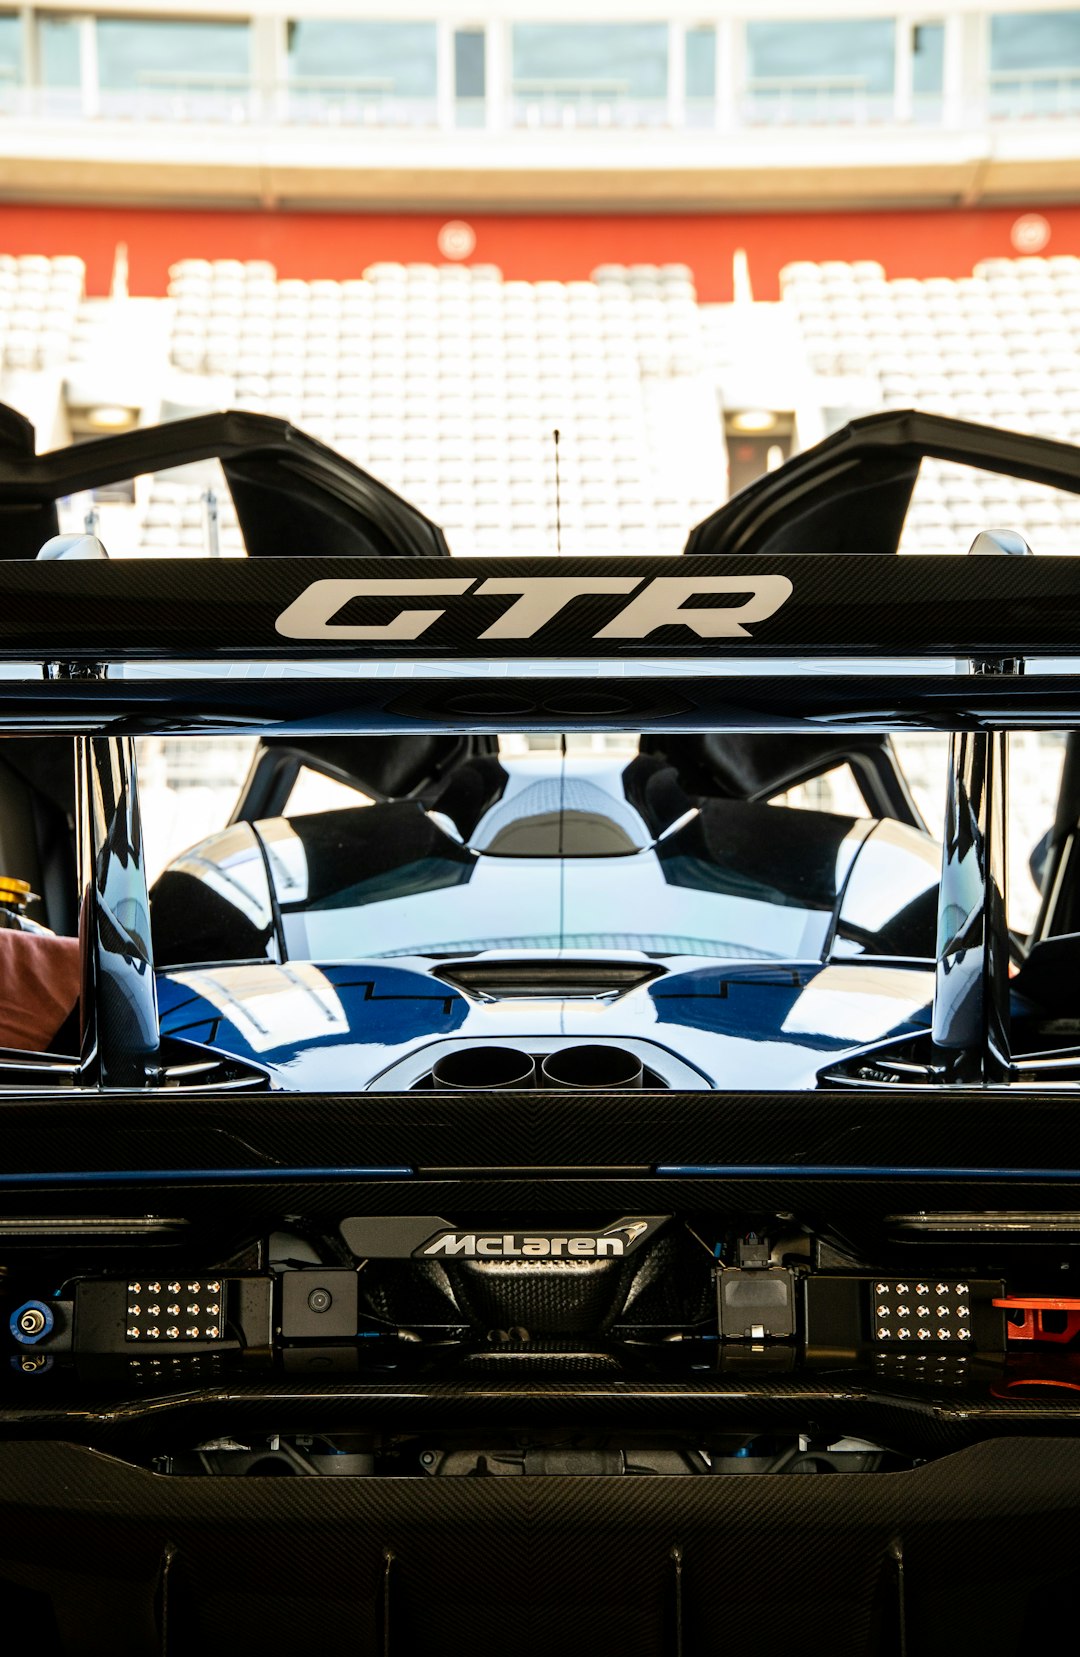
[2, 412, 1080, 1654]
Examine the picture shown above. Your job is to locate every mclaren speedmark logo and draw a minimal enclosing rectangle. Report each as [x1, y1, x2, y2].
[275, 574, 794, 643]
[418, 1220, 654, 1260]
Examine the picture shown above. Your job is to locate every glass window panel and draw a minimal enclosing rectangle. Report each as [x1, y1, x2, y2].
[890, 735, 949, 837]
[0, 12, 21, 100]
[685, 25, 716, 100]
[288, 19, 437, 98]
[96, 18, 250, 92]
[991, 10, 1080, 72]
[912, 21, 944, 94]
[745, 19, 896, 123]
[285, 767, 373, 817]
[770, 764, 865, 817]
[39, 14, 80, 90]
[137, 736, 258, 885]
[455, 28, 485, 98]
[454, 26, 485, 127]
[990, 9, 1080, 117]
[511, 23, 669, 113]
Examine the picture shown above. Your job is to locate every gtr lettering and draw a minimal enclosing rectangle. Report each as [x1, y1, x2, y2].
[275, 574, 793, 643]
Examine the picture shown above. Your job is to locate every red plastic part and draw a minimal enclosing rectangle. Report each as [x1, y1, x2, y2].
[994, 1296, 1080, 1343]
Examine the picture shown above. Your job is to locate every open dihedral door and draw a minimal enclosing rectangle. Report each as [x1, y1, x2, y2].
[5, 545, 1080, 1655]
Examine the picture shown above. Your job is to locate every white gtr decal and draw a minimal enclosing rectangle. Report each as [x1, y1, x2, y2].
[274, 574, 794, 644]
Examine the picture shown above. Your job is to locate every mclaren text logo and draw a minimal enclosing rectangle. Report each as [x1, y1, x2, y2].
[275, 574, 794, 644]
[419, 1221, 652, 1260]
[422, 1232, 625, 1259]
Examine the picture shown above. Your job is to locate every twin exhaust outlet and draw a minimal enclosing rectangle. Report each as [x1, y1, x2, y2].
[431, 1044, 644, 1091]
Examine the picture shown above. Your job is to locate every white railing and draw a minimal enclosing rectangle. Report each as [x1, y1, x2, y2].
[1, 65, 1078, 133]
[509, 79, 667, 129]
[0, 74, 441, 130]
[281, 74, 436, 130]
[742, 74, 895, 127]
[988, 67, 1080, 120]
[105, 71, 258, 125]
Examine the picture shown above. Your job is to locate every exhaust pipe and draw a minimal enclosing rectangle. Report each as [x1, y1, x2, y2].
[432, 1045, 536, 1090]
[540, 1044, 644, 1091]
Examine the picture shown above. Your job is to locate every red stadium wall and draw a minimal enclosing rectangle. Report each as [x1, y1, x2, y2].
[2, 202, 1080, 300]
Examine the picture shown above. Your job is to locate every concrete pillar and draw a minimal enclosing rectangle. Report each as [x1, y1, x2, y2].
[894, 15, 914, 122]
[251, 12, 286, 123]
[717, 15, 740, 133]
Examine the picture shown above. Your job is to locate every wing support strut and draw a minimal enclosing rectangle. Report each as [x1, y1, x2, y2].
[75, 734, 159, 1087]
[932, 724, 1011, 1081]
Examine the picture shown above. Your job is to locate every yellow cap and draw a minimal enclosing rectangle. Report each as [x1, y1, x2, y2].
[0, 876, 33, 909]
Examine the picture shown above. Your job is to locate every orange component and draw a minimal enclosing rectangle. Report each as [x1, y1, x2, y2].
[993, 1376, 1080, 1394]
[994, 1296, 1080, 1343]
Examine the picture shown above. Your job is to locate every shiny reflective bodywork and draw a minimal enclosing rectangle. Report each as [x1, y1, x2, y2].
[153, 758, 927, 970]
[152, 753, 943, 1092]
[155, 956, 935, 1091]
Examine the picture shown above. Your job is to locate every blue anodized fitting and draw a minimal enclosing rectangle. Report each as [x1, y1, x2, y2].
[9, 1300, 54, 1345]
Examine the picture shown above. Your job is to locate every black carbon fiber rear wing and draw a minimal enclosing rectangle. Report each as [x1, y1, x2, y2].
[0, 549, 1076, 661]
[0, 551, 1077, 735]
